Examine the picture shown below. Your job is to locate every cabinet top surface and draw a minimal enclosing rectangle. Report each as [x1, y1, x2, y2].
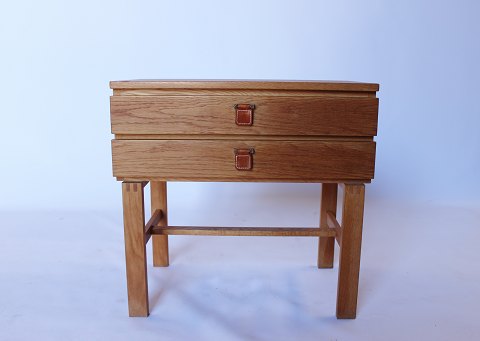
[110, 79, 379, 92]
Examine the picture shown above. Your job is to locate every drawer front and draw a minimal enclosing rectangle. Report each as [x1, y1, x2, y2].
[110, 96, 378, 136]
[112, 140, 376, 182]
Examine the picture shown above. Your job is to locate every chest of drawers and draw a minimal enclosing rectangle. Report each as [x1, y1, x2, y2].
[110, 80, 379, 319]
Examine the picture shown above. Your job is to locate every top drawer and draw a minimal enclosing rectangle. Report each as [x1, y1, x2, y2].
[110, 95, 378, 136]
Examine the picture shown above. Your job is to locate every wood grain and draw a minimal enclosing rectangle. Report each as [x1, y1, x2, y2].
[336, 184, 365, 319]
[151, 226, 336, 237]
[110, 80, 379, 92]
[150, 181, 169, 267]
[112, 140, 376, 182]
[113, 89, 377, 97]
[318, 184, 338, 268]
[122, 182, 149, 317]
[110, 96, 378, 136]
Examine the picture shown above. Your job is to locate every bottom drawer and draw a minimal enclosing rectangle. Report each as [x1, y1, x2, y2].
[112, 140, 376, 182]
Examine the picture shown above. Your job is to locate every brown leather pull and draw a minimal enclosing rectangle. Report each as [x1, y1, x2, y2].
[234, 148, 255, 170]
[234, 104, 255, 126]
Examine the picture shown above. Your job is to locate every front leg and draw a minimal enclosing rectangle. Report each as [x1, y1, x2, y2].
[336, 183, 365, 319]
[122, 182, 149, 316]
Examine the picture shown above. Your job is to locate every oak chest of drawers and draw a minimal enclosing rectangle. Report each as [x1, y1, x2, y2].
[110, 80, 379, 319]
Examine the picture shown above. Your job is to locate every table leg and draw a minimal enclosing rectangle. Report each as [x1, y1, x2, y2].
[151, 181, 169, 267]
[318, 183, 338, 268]
[336, 183, 365, 319]
[122, 182, 149, 317]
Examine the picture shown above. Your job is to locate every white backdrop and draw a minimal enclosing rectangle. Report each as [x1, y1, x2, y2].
[1, 2, 480, 340]
[1, 0, 479, 210]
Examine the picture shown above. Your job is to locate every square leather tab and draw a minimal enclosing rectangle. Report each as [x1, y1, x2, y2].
[234, 104, 255, 126]
[235, 152, 253, 170]
[236, 109, 253, 125]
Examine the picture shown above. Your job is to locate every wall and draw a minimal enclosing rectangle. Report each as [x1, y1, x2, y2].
[1, 0, 479, 210]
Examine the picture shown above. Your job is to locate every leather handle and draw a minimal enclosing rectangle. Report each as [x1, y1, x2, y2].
[234, 148, 255, 170]
[234, 104, 255, 126]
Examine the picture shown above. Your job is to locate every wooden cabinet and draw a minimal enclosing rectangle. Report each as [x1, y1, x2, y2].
[110, 80, 379, 319]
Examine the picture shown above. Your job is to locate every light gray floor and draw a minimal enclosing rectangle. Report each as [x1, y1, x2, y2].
[1, 186, 479, 340]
